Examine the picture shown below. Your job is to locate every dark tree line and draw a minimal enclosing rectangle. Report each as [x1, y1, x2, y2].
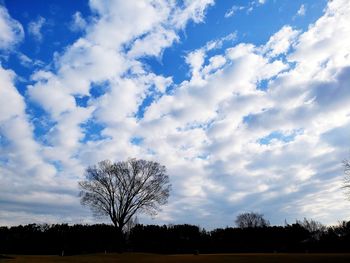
[0, 224, 117, 255]
[235, 212, 270, 228]
[1, 220, 350, 255]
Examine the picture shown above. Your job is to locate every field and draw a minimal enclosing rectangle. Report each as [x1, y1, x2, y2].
[2, 253, 350, 263]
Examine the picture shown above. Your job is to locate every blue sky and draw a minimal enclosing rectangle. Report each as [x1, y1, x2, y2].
[1, 0, 350, 228]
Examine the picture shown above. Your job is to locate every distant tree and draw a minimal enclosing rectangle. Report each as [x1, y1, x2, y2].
[235, 212, 270, 228]
[296, 218, 326, 241]
[330, 220, 350, 238]
[79, 159, 171, 247]
[125, 216, 139, 235]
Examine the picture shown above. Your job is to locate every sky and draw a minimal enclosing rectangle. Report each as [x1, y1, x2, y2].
[0, 0, 350, 229]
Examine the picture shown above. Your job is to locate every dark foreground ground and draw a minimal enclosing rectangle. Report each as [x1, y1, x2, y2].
[1, 253, 350, 263]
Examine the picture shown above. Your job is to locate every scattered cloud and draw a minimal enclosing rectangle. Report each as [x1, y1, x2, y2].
[224, 6, 244, 18]
[28, 16, 46, 41]
[70, 11, 87, 32]
[225, 0, 267, 17]
[0, 5, 23, 50]
[138, 0, 350, 226]
[16, 52, 44, 67]
[185, 32, 237, 83]
[297, 4, 306, 16]
[262, 25, 300, 57]
[0, 0, 350, 228]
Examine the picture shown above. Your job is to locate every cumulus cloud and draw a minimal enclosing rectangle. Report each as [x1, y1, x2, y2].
[297, 4, 306, 16]
[225, 0, 266, 18]
[128, 27, 179, 59]
[0, 6, 88, 225]
[0, 5, 23, 50]
[1, 0, 350, 228]
[8, 0, 215, 225]
[28, 16, 46, 41]
[0, 65, 66, 226]
[136, 0, 350, 226]
[184, 32, 237, 83]
[16, 52, 44, 68]
[0, 67, 25, 122]
[171, 0, 214, 28]
[70, 11, 87, 32]
[262, 25, 300, 57]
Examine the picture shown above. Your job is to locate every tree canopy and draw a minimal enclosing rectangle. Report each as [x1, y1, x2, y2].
[79, 159, 171, 234]
[235, 212, 270, 228]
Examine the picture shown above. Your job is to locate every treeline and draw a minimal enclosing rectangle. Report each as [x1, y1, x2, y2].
[0, 224, 116, 255]
[1, 220, 350, 255]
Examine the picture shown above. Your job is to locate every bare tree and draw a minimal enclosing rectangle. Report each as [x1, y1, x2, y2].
[235, 212, 270, 228]
[296, 218, 326, 241]
[79, 159, 171, 245]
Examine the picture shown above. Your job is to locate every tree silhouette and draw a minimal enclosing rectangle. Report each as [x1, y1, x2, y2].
[296, 218, 326, 241]
[235, 212, 270, 228]
[79, 159, 171, 247]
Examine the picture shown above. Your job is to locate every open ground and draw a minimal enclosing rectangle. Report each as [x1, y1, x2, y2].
[2, 253, 350, 263]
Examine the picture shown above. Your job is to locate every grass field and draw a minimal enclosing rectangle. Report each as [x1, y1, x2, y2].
[2, 253, 350, 263]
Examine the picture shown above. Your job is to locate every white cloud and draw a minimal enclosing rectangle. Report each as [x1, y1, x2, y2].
[28, 16, 46, 41]
[0, 5, 24, 50]
[184, 32, 237, 83]
[70, 11, 87, 32]
[136, 0, 350, 226]
[246, 0, 267, 13]
[171, 0, 214, 28]
[28, 78, 77, 119]
[127, 27, 179, 59]
[0, 67, 25, 122]
[205, 32, 237, 51]
[2, 0, 350, 228]
[0, 65, 64, 225]
[225, 0, 266, 18]
[262, 25, 300, 57]
[297, 4, 306, 16]
[224, 6, 244, 18]
[16, 52, 44, 67]
[8, 0, 216, 225]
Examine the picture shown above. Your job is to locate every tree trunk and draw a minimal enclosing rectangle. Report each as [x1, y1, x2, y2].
[115, 226, 125, 252]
